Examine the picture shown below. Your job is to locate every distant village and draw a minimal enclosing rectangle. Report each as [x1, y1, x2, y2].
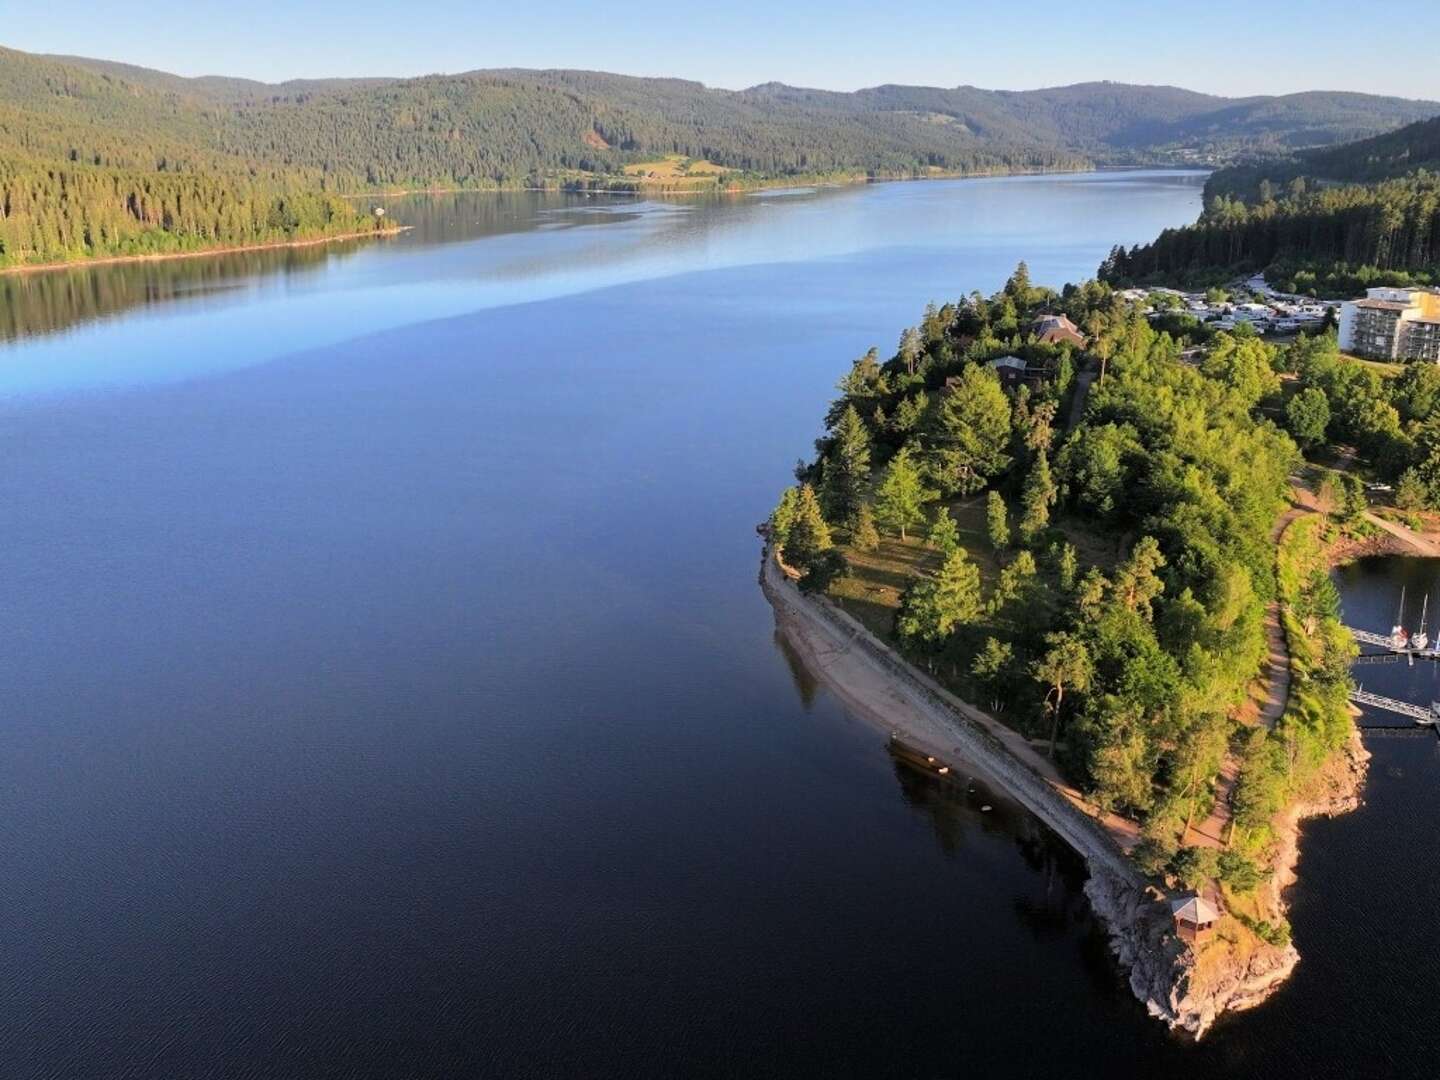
[1120, 273, 1334, 335]
[1121, 275, 1440, 363]
[983, 277, 1440, 392]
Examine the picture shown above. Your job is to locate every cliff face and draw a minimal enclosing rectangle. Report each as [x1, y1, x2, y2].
[1084, 871, 1297, 1038]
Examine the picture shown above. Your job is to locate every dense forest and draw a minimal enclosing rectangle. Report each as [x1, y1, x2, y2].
[1107, 115, 1440, 293]
[1207, 114, 1440, 201]
[1, 43, 1436, 266]
[769, 269, 1375, 918]
[1101, 172, 1440, 292]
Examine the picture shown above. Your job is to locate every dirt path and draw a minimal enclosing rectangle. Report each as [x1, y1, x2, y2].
[1363, 511, 1440, 558]
[1189, 502, 1308, 849]
[1187, 754, 1240, 849]
[1065, 367, 1096, 433]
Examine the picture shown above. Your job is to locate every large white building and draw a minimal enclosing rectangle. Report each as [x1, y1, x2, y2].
[1338, 287, 1440, 362]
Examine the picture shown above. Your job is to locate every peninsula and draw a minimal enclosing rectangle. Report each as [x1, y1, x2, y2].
[755, 262, 1419, 1035]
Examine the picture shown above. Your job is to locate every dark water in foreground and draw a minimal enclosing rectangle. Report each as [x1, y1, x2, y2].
[1, 173, 1438, 1077]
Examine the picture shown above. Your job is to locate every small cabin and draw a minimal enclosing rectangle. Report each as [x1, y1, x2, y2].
[1170, 894, 1220, 944]
[988, 355, 1030, 389]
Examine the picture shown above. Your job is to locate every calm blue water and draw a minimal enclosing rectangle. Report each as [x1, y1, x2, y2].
[2, 172, 1436, 1078]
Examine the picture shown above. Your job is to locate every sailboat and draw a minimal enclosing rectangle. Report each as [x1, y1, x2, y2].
[1391, 586, 1410, 651]
[1413, 595, 1430, 653]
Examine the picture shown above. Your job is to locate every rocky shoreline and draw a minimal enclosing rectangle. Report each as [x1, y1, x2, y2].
[760, 540, 1371, 1039]
[1089, 726, 1369, 1037]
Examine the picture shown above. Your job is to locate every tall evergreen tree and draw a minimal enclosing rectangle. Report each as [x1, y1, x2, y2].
[897, 548, 983, 659]
[986, 490, 1011, 552]
[874, 446, 930, 540]
[851, 502, 881, 552]
[925, 365, 1012, 497]
[820, 405, 873, 524]
[1018, 453, 1057, 543]
[783, 484, 833, 570]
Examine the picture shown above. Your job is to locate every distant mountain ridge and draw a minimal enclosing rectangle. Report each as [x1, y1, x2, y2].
[1, 42, 1437, 268]
[16, 46, 1440, 182]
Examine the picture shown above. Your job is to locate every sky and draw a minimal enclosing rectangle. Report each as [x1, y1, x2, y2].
[4, 0, 1437, 100]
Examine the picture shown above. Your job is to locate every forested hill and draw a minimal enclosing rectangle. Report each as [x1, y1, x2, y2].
[1206, 114, 1440, 202]
[1106, 115, 1440, 293]
[2, 42, 1437, 267]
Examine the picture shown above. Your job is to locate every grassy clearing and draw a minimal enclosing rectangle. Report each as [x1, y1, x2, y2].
[1339, 351, 1403, 379]
[828, 496, 1000, 638]
[623, 154, 734, 182]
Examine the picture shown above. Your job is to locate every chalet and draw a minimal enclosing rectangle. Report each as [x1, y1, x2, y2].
[1030, 313, 1086, 349]
[1169, 894, 1220, 944]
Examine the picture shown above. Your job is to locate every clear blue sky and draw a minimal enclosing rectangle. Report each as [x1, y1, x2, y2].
[5, 0, 1437, 100]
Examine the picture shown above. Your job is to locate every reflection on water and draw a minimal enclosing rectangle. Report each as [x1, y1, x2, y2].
[0, 190, 652, 344]
[0, 242, 349, 343]
[0, 174, 1208, 400]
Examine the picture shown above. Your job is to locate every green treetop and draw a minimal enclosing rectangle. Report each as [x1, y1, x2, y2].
[986, 490, 1011, 551]
[851, 501, 881, 552]
[782, 484, 833, 569]
[874, 445, 931, 540]
[924, 365, 1013, 497]
[1018, 453, 1057, 544]
[1285, 386, 1331, 449]
[820, 404, 873, 525]
[926, 506, 960, 555]
[897, 548, 984, 655]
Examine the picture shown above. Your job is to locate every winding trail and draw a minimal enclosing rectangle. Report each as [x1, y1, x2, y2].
[1188, 503, 1305, 848]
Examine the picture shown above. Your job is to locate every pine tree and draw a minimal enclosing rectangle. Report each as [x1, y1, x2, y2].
[820, 405, 872, 524]
[1053, 542, 1079, 592]
[1034, 631, 1091, 758]
[851, 502, 881, 552]
[874, 446, 930, 541]
[986, 490, 1011, 552]
[926, 506, 960, 555]
[768, 486, 801, 546]
[783, 484, 833, 570]
[1018, 453, 1057, 543]
[898, 327, 924, 377]
[897, 548, 983, 656]
[1114, 535, 1166, 618]
[925, 366, 1012, 497]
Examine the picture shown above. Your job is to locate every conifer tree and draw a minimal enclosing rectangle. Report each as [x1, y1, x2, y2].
[784, 484, 833, 570]
[897, 549, 983, 659]
[851, 502, 881, 553]
[1018, 453, 1057, 543]
[820, 405, 872, 524]
[926, 506, 960, 555]
[874, 446, 930, 541]
[986, 490, 1011, 552]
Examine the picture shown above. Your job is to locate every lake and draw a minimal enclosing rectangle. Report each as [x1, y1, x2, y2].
[1, 171, 1436, 1078]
